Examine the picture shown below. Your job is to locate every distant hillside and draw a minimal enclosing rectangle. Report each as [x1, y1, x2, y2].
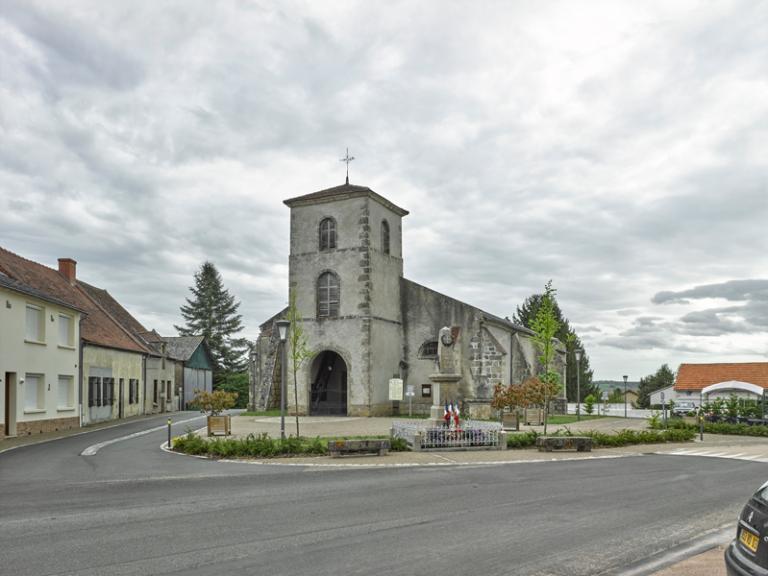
[593, 380, 640, 392]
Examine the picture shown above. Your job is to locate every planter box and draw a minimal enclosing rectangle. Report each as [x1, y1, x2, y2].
[682, 416, 699, 426]
[524, 408, 544, 426]
[207, 415, 231, 437]
[536, 436, 592, 452]
[502, 413, 519, 430]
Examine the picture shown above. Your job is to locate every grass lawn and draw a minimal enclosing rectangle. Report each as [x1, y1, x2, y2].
[546, 414, 607, 425]
[239, 410, 283, 417]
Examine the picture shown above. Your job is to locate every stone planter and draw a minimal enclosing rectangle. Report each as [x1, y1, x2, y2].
[207, 415, 231, 437]
[682, 416, 699, 426]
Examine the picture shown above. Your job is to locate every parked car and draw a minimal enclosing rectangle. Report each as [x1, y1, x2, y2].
[671, 401, 698, 416]
[725, 480, 768, 575]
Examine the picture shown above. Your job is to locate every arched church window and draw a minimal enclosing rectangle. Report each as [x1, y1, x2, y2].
[381, 219, 390, 254]
[419, 340, 438, 358]
[319, 218, 337, 251]
[317, 272, 340, 318]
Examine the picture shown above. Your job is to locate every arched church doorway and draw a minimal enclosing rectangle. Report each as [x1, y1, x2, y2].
[310, 351, 348, 415]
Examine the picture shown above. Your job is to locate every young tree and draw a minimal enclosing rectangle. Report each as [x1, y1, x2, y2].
[287, 288, 311, 437]
[636, 364, 675, 408]
[514, 291, 598, 402]
[529, 280, 561, 435]
[175, 261, 248, 376]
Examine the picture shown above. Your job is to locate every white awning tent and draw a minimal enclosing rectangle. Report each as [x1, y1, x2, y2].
[701, 380, 765, 397]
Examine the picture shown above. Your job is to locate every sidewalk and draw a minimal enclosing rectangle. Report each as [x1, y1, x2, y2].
[652, 546, 725, 576]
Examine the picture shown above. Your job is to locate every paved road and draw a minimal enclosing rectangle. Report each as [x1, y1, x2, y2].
[0, 413, 763, 576]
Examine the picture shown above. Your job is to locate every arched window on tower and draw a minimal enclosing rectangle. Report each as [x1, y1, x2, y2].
[317, 272, 340, 318]
[381, 219, 390, 255]
[319, 218, 337, 251]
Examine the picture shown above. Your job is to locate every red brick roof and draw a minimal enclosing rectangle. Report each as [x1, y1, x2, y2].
[675, 362, 768, 391]
[0, 246, 150, 354]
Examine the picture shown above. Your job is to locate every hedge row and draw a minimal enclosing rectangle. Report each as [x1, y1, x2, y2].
[172, 432, 408, 458]
[506, 427, 695, 449]
[652, 419, 768, 437]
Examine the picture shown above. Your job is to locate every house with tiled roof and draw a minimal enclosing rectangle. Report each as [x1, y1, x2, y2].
[161, 335, 214, 409]
[671, 362, 768, 406]
[78, 282, 181, 416]
[0, 246, 182, 429]
[0, 271, 85, 437]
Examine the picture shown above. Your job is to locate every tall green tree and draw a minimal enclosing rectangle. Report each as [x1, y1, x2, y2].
[530, 280, 561, 436]
[636, 364, 676, 408]
[175, 261, 248, 375]
[513, 290, 598, 402]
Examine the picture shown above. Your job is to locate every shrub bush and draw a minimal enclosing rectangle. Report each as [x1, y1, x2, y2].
[649, 418, 768, 437]
[507, 431, 538, 448]
[504, 427, 695, 449]
[172, 432, 408, 458]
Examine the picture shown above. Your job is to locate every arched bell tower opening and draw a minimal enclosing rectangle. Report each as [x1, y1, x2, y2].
[310, 351, 348, 415]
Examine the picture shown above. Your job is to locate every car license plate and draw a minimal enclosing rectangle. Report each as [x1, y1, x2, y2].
[740, 527, 760, 553]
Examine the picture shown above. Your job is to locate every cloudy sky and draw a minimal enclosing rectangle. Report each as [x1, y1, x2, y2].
[1, 0, 767, 380]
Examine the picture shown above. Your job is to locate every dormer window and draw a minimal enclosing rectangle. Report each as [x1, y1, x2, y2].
[319, 218, 337, 251]
[381, 219, 390, 254]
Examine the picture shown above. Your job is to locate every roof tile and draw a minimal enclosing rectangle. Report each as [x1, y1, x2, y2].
[675, 362, 768, 391]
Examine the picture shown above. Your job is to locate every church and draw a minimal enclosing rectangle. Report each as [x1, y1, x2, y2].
[250, 181, 566, 418]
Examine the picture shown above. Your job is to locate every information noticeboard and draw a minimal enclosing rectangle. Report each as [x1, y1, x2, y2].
[388, 378, 403, 401]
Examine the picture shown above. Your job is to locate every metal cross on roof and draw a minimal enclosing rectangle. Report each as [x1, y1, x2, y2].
[340, 148, 355, 184]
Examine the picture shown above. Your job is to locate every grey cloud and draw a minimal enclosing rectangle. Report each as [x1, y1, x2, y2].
[653, 279, 768, 304]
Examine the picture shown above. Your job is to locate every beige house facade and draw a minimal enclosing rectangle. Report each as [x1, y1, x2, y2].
[0, 276, 83, 437]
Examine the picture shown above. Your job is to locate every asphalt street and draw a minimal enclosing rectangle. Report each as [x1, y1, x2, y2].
[1, 413, 765, 576]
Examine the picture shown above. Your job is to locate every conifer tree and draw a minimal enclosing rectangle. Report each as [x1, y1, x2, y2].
[513, 289, 598, 402]
[175, 262, 248, 375]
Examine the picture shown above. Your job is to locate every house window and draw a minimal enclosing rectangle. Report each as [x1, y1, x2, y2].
[319, 218, 337, 251]
[88, 376, 101, 407]
[103, 377, 115, 407]
[24, 374, 44, 410]
[167, 380, 172, 401]
[419, 340, 438, 358]
[381, 220, 390, 255]
[421, 384, 432, 398]
[129, 379, 139, 404]
[58, 375, 74, 409]
[317, 272, 340, 318]
[153, 380, 158, 404]
[25, 304, 44, 343]
[58, 314, 74, 347]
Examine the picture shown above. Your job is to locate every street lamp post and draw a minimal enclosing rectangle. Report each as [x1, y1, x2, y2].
[276, 319, 290, 441]
[575, 349, 583, 421]
[623, 374, 629, 418]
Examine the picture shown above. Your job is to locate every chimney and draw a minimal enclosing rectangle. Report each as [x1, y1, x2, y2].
[58, 258, 77, 284]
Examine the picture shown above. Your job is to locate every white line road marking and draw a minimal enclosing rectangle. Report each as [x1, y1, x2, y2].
[81, 415, 206, 456]
[657, 450, 768, 463]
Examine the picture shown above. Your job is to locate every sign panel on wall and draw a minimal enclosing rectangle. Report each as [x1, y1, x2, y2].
[388, 378, 403, 401]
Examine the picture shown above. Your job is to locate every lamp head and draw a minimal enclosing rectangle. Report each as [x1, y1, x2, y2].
[623, 374, 628, 384]
[575, 349, 582, 362]
[276, 319, 290, 342]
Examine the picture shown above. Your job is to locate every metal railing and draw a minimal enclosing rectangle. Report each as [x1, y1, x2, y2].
[391, 420, 503, 450]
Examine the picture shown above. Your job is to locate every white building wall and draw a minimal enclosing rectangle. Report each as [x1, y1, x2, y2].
[0, 287, 81, 436]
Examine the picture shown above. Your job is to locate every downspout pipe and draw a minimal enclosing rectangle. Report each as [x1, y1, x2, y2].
[78, 319, 85, 427]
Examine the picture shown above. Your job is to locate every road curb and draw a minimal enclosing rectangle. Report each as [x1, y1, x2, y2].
[603, 524, 732, 576]
[160, 440, 643, 469]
